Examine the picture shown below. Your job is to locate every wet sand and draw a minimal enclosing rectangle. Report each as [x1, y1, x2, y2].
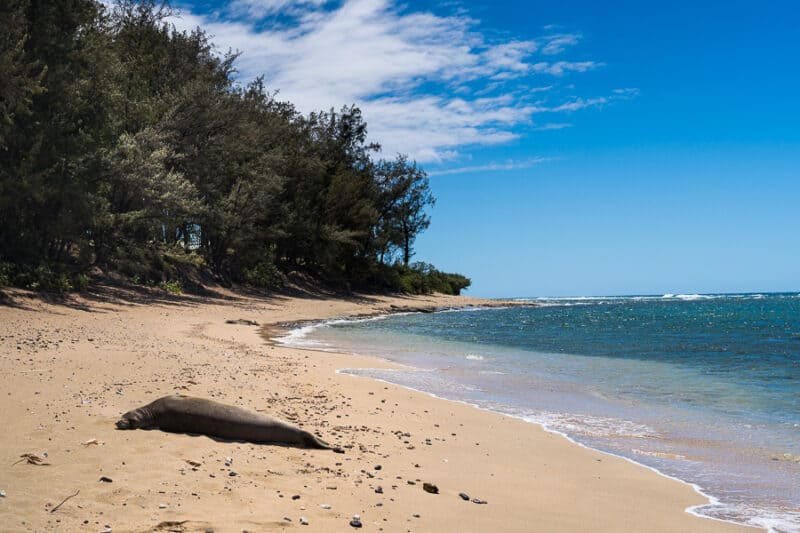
[0, 285, 755, 532]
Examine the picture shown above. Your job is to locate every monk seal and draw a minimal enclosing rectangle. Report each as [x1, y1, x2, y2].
[116, 395, 343, 452]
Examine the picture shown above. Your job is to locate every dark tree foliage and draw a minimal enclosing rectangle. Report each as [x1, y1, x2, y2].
[0, 0, 469, 295]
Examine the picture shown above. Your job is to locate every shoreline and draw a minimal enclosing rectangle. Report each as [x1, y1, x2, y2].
[0, 287, 755, 532]
[272, 307, 767, 532]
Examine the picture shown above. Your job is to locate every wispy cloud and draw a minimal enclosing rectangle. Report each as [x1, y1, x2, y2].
[227, 0, 330, 19]
[165, 0, 623, 162]
[427, 157, 551, 176]
[540, 33, 581, 55]
[531, 61, 603, 76]
[533, 122, 573, 131]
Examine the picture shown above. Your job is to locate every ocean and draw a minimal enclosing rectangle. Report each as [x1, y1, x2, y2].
[277, 293, 800, 532]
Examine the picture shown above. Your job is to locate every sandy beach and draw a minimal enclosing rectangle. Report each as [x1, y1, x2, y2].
[0, 286, 754, 532]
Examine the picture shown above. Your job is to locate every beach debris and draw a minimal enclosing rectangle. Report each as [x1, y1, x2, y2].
[320, 504, 331, 510]
[82, 438, 101, 446]
[471, 498, 488, 505]
[50, 490, 80, 513]
[99, 476, 113, 483]
[14, 453, 50, 466]
[101, 527, 112, 533]
[459, 492, 469, 501]
[0, 490, 6, 497]
[349, 514, 362, 528]
[374, 486, 383, 494]
[299, 516, 309, 525]
[225, 319, 259, 326]
[422, 482, 439, 494]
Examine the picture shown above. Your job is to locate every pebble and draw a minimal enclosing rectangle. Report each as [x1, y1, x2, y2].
[0, 490, 6, 498]
[158, 504, 167, 509]
[471, 498, 488, 505]
[349, 514, 362, 528]
[228, 471, 237, 477]
[375, 486, 383, 494]
[321, 504, 331, 510]
[292, 495, 300, 500]
[422, 483, 438, 494]
[374, 464, 382, 470]
[299, 517, 309, 525]
[459, 492, 469, 501]
[99, 476, 113, 483]
[225, 457, 232, 467]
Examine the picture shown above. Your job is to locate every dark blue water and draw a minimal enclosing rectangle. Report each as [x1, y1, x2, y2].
[280, 293, 800, 531]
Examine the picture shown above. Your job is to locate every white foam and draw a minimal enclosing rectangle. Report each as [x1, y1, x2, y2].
[465, 354, 485, 361]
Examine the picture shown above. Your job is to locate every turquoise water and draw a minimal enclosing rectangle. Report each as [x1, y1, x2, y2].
[279, 293, 800, 531]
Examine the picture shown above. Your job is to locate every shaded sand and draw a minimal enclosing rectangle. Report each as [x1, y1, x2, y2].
[0, 286, 755, 532]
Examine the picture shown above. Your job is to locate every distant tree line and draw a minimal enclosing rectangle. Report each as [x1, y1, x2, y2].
[0, 0, 470, 295]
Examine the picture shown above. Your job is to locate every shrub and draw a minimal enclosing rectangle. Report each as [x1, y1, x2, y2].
[0, 262, 13, 287]
[159, 280, 183, 294]
[243, 261, 285, 289]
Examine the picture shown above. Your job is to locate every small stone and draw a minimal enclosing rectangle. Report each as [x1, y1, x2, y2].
[374, 464, 382, 470]
[471, 498, 487, 505]
[292, 495, 300, 500]
[375, 486, 383, 494]
[99, 476, 113, 483]
[158, 503, 167, 509]
[299, 517, 309, 525]
[321, 504, 331, 510]
[422, 483, 438, 494]
[413, 514, 420, 518]
[228, 471, 237, 477]
[283, 517, 292, 522]
[349, 515, 362, 528]
[0, 490, 6, 497]
[459, 492, 469, 501]
[225, 457, 232, 466]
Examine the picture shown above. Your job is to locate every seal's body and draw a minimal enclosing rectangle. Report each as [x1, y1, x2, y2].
[117, 396, 341, 452]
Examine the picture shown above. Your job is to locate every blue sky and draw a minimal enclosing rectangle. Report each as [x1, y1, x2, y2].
[166, 0, 800, 297]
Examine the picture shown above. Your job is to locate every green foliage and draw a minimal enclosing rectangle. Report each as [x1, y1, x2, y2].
[158, 279, 182, 294]
[0, 261, 13, 287]
[395, 263, 472, 295]
[72, 273, 90, 292]
[0, 0, 468, 294]
[243, 262, 285, 289]
[8, 264, 90, 293]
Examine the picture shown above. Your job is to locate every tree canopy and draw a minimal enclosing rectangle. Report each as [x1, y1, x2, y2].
[0, 0, 470, 296]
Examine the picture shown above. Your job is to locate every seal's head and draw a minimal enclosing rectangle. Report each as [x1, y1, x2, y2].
[116, 408, 149, 430]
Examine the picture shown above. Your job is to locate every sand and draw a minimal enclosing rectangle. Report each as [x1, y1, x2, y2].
[0, 285, 755, 532]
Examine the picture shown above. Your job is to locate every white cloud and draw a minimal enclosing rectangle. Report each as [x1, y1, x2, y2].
[540, 33, 581, 55]
[531, 61, 603, 76]
[166, 0, 615, 162]
[533, 122, 572, 131]
[427, 157, 551, 176]
[227, 0, 330, 19]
